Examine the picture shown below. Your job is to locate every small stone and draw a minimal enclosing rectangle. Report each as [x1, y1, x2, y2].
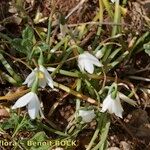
[120, 141, 130, 150]
[52, 148, 64, 150]
[107, 147, 120, 150]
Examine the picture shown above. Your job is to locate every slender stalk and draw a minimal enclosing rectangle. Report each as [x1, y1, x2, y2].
[0, 53, 22, 83]
[37, 122, 68, 137]
[0, 32, 12, 42]
[92, 0, 104, 47]
[92, 122, 110, 150]
[0, 70, 18, 85]
[91, 114, 110, 150]
[97, 0, 104, 36]
[12, 114, 26, 138]
[102, 0, 113, 19]
[46, 16, 52, 45]
[53, 81, 97, 104]
[111, 0, 121, 36]
[47, 36, 69, 61]
[47, 67, 134, 88]
[76, 79, 82, 111]
[50, 48, 72, 77]
[86, 123, 100, 150]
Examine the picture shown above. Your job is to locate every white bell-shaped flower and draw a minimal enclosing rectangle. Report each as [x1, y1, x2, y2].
[12, 92, 41, 119]
[101, 94, 123, 118]
[78, 51, 103, 74]
[23, 65, 53, 88]
[78, 109, 96, 123]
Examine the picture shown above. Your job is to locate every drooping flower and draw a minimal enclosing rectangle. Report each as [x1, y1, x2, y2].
[23, 65, 53, 88]
[101, 93, 123, 118]
[78, 51, 103, 74]
[12, 92, 41, 119]
[78, 109, 96, 123]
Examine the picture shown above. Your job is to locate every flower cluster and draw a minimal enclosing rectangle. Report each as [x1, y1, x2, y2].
[12, 51, 136, 120]
[12, 65, 54, 119]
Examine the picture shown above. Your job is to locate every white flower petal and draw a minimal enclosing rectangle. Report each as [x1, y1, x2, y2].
[27, 94, 40, 119]
[78, 109, 95, 123]
[101, 94, 123, 118]
[39, 78, 47, 88]
[84, 62, 94, 74]
[78, 51, 103, 74]
[111, 0, 116, 3]
[84, 52, 103, 67]
[23, 65, 54, 89]
[111, 95, 123, 118]
[90, 59, 103, 67]
[78, 58, 86, 72]
[12, 92, 34, 109]
[27, 78, 35, 87]
[47, 67, 56, 72]
[39, 65, 54, 88]
[101, 95, 112, 112]
[46, 77, 54, 88]
[23, 70, 36, 87]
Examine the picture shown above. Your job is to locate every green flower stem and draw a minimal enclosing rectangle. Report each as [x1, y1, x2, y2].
[127, 32, 150, 60]
[47, 36, 69, 61]
[12, 114, 26, 138]
[91, 117, 110, 150]
[111, 0, 121, 36]
[86, 113, 107, 150]
[109, 82, 118, 99]
[102, 0, 121, 63]
[31, 75, 39, 93]
[0, 53, 22, 83]
[0, 32, 12, 42]
[38, 121, 69, 137]
[53, 81, 97, 105]
[48, 67, 132, 88]
[92, 0, 104, 47]
[50, 45, 82, 78]
[122, 0, 127, 6]
[38, 51, 44, 65]
[46, 15, 53, 64]
[71, 125, 88, 138]
[50, 48, 72, 77]
[97, 0, 104, 36]
[76, 79, 82, 111]
[84, 79, 100, 102]
[0, 70, 18, 85]
[107, 51, 129, 72]
[102, 0, 113, 19]
[86, 123, 100, 150]
[48, 67, 79, 77]
[102, 46, 112, 62]
[46, 16, 52, 45]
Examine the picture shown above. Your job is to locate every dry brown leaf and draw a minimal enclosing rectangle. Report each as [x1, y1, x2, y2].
[0, 87, 29, 101]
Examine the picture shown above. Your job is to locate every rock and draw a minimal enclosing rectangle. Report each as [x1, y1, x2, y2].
[120, 141, 130, 150]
